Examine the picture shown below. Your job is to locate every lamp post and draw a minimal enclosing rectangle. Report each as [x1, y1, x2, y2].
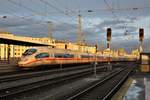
[47, 21, 53, 42]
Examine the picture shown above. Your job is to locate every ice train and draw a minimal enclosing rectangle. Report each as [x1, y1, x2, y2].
[18, 47, 137, 69]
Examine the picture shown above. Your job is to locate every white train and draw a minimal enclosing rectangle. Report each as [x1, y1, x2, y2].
[18, 47, 137, 69]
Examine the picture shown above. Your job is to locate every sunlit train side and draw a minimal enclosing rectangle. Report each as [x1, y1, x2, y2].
[18, 47, 75, 68]
[18, 47, 137, 69]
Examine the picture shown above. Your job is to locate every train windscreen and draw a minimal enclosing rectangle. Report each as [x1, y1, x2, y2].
[22, 48, 37, 56]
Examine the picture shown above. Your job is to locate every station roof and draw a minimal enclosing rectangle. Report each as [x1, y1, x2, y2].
[0, 37, 51, 46]
[0, 33, 53, 46]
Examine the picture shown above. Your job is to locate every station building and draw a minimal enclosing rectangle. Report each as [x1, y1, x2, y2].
[0, 32, 96, 60]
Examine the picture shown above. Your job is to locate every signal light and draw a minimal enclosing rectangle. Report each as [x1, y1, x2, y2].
[107, 28, 111, 41]
[65, 44, 67, 49]
[139, 28, 144, 41]
[95, 44, 98, 52]
[107, 42, 110, 49]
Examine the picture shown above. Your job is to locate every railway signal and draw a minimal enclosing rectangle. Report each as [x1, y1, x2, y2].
[139, 28, 144, 42]
[95, 44, 98, 53]
[106, 28, 112, 70]
[65, 44, 67, 49]
[139, 28, 144, 52]
[107, 28, 111, 41]
[107, 28, 111, 49]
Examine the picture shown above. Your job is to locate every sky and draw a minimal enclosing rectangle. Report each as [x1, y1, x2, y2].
[0, 0, 150, 52]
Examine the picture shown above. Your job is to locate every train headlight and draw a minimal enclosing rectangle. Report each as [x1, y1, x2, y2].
[22, 58, 28, 62]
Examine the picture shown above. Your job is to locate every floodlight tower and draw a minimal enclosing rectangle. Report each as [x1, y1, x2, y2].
[47, 21, 53, 41]
[76, 10, 94, 52]
[77, 14, 82, 52]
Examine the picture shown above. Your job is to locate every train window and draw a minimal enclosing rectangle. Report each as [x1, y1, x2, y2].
[81, 55, 86, 58]
[70, 54, 74, 58]
[89, 56, 94, 58]
[54, 53, 64, 58]
[54, 53, 74, 58]
[64, 54, 74, 58]
[22, 48, 37, 56]
[81, 55, 93, 58]
[97, 56, 102, 58]
[35, 53, 49, 58]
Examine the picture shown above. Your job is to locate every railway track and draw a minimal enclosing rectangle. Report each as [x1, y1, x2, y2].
[67, 66, 133, 100]
[0, 64, 91, 76]
[0, 65, 93, 83]
[0, 63, 135, 100]
[0, 64, 107, 99]
[0, 62, 127, 83]
[0, 61, 133, 74]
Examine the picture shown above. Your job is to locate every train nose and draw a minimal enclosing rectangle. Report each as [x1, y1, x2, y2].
[18, 58, 28, 67]
[18, 61, 25, 67]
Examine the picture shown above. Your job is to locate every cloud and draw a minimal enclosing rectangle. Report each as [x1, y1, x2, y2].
[0, 0, 150, 52]
[53, 22, 77, 32]
[1, 14, 148, 52]
[97, 20, 127, 27]
[3, 19, 78, 40]
[0, 15, 43, 28]
[113, 25, 137, 31]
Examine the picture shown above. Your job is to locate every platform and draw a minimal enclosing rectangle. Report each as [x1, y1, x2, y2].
[112, 72, 150, 100]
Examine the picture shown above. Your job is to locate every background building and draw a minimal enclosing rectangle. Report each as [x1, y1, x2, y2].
[0, 32, 96, 59]
[0, 32, 138, 60]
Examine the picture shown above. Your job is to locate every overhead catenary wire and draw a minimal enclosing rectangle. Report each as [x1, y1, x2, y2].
[8, 0, 77, 40]
[103, 0, 135, 40]
[1, 0, 150, 42]
[0, 7, 45, 27]
[7, 0, 73, 23]
[6, 0, 150, 23]
[103, 0, 120, 23]
[39, 0, 72, 17]
[38, 0, 77, 24]
[4, 0, 78, 39]
[6, 0, 49, 23]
